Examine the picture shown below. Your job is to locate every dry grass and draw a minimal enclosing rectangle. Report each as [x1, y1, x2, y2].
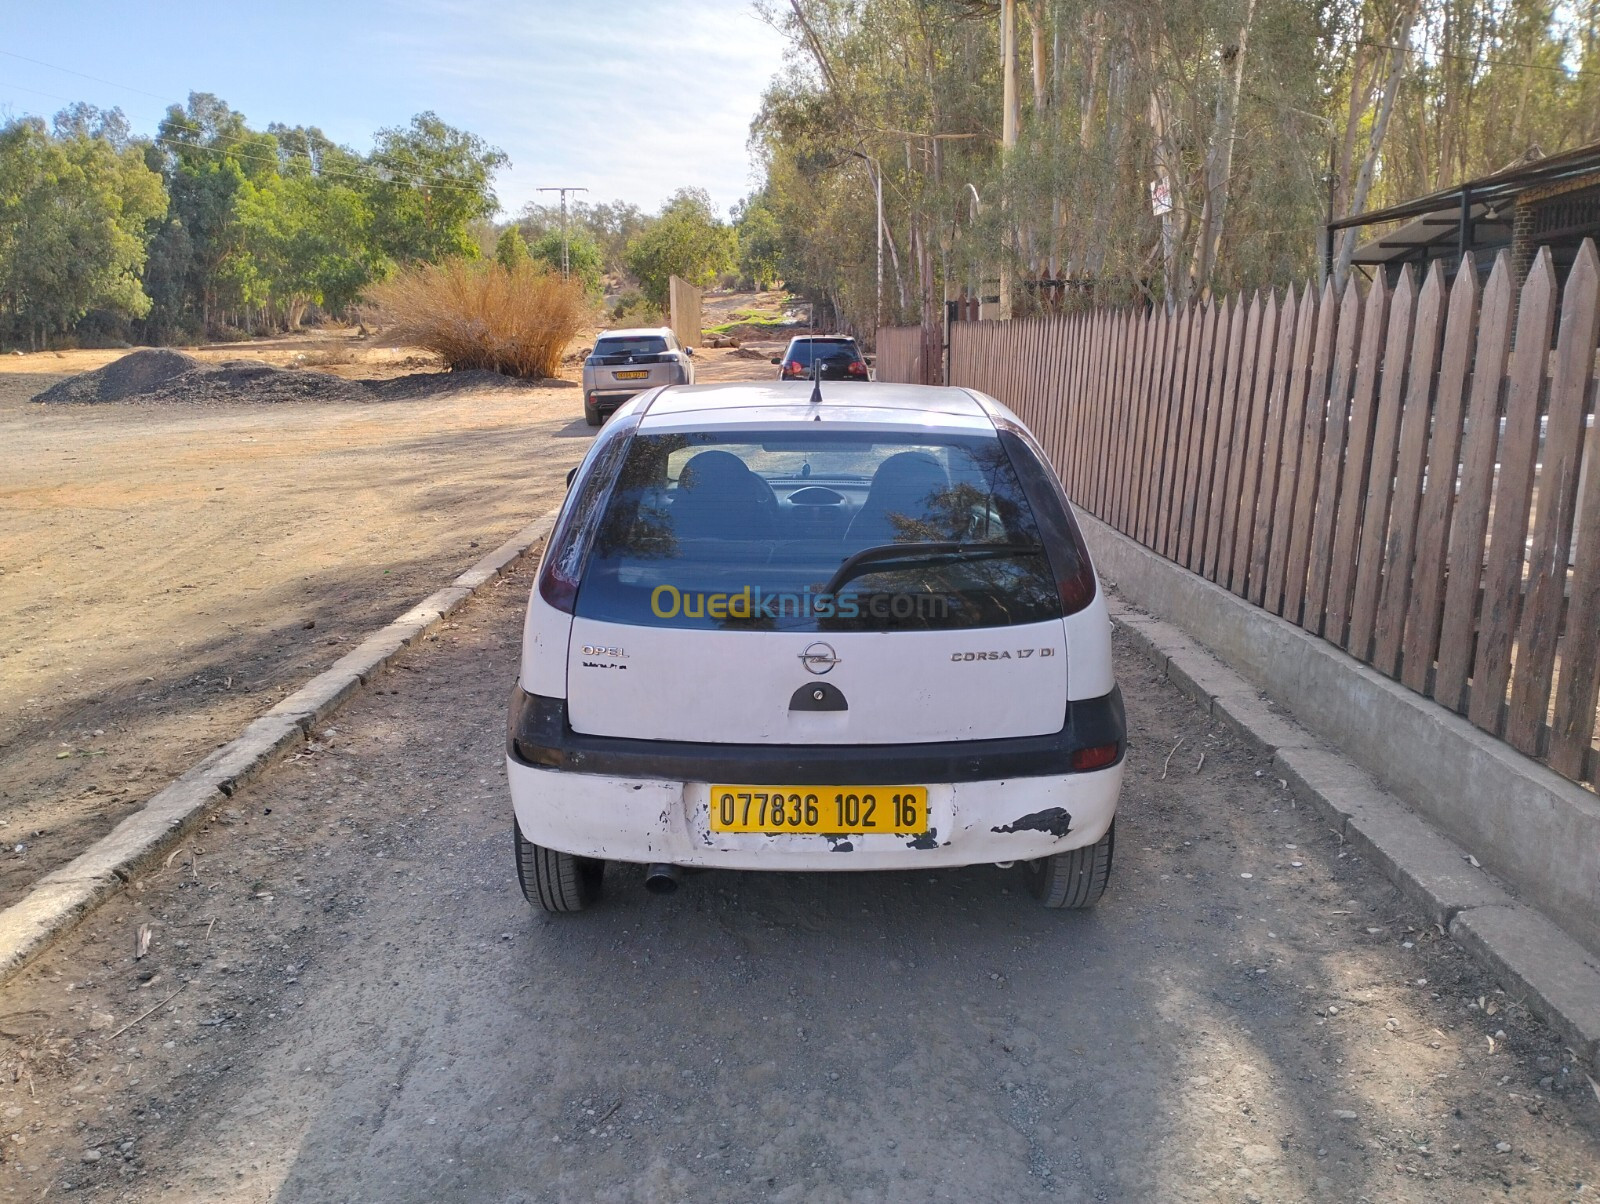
[369, 260, 592, 379]
[295, 344, 358, 368]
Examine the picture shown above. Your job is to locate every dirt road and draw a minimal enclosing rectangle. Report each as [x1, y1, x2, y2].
[0, 555, 1594, 1203]
[0, 334, 778, 908]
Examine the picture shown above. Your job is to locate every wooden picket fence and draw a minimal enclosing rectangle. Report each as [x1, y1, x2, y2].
[882, 243, 1600, 792]
[874, 324, 940, 385]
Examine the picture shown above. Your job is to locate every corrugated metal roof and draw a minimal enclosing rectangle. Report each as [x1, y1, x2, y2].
[1330, 139, 1600, 233]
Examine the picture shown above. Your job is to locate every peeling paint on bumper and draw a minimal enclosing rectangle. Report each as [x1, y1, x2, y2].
[506, 758, 1122, 870]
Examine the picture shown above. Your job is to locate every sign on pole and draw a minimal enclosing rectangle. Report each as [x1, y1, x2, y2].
[1150, 176, 1173, 217]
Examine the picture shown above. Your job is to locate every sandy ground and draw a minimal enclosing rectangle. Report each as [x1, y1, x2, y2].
[0, 562, 1592, 1202]
[0, 330, 770, 909]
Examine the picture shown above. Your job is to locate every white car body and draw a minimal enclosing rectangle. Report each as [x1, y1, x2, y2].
[506, 381, 1124, 900]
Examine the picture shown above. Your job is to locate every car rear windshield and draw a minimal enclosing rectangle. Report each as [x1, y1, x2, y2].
[784, 339, 858, 366]
[594, 336, 668, 357]
[575, 429, 1064, 631]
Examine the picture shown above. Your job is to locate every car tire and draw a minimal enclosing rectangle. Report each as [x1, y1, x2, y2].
[583, 400, 603, 427]
[514, 821, 603, 912]
[1026, 819, 1114, 909]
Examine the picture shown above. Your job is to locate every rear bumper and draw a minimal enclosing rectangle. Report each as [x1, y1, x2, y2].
[504, 687, 1124, 869]
[506, 760, 1121, 870]
[584, 370, 687, 407]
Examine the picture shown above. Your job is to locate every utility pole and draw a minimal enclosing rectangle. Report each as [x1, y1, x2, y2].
[536, 186, 588, 278]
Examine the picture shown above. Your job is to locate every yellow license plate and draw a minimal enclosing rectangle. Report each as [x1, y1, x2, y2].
[613, 369, 649, 380]
[709, 786, 927, 834]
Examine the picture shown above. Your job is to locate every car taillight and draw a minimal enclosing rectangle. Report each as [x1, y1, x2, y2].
[1070, 743, 1120, 772]
[847, 361, 867, 376]
[538, 555, 580, 613]
[787, 360, 805, 375]
[1056, 555, 1096, 613]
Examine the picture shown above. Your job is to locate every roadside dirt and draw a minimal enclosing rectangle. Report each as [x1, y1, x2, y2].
[0, 562, 1592, 1202]
[0, 321, 790, 912]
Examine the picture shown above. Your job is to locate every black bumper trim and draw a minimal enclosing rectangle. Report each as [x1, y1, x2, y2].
[506, 686, 1124, 785]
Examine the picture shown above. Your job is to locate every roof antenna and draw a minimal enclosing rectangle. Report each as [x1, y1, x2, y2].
[808, 334, 823, 405]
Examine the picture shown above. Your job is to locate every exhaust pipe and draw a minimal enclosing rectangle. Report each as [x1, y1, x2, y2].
[644, 863, 680, 895]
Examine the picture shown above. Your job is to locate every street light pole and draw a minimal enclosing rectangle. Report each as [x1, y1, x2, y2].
[536, 186, 588, 278]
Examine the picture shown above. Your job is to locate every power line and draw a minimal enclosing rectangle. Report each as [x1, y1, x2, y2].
[1356, 38, 1599, 78]
[0, 49, 172, 102]
[0, 77, 502, 198]
[153, 129, 499, 197]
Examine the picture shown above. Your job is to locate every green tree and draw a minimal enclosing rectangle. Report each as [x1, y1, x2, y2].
[623, 188, 736, 306]
[0, 115, 165, 348]
[366, 112, 507, 264]
[519, 199, 649, 274]
[529, 227, 603, 296]
[151, 93, 275, 333]
[734, 192, 784, 289]
[494, 225, 529, 270]
[236, 166, 378, 327]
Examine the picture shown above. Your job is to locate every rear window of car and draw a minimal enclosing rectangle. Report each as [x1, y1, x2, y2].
[594, 336, 669, 357]
[574, 429, 1063, 631]
[784, 339, 858, 366]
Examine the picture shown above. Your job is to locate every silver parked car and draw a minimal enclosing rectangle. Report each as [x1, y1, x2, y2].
[582, 327, 694, 426]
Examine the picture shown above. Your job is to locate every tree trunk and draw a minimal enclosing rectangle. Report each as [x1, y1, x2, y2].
[1190, 0, 1258, 300]
[1148, 76, 1187, 303]
[1020, 2, 1047, 113]
[1084, 50, 1129, 284]
[1334, 0, 1419, 288]
[1000, 0, 1018, 318]
[1079, 13, 1102, 152]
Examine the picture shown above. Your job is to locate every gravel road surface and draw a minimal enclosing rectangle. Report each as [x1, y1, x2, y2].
[0, 348, 587, 907]
[0, 554, 1595, 1203]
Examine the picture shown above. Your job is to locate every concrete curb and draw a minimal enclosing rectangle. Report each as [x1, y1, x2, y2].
[1108, 594, 1600, 1066]
[1078, 513, 1600, 955]
[0, 508, 562, 987]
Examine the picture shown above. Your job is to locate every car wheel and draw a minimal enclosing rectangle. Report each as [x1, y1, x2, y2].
[514, 821, 603, 912]
[583, 400, 603, 427]
[1026, 819, 1114, 909]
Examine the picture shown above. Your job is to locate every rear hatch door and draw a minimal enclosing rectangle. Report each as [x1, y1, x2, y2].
[591, 336, 678, 392]
[565, 422, 1072, 745]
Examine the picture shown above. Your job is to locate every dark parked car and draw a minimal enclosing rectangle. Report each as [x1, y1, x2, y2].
[771, 336, 870, 382]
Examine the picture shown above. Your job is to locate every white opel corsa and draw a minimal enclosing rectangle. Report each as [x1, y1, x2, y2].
[506, 381, 1126, 911]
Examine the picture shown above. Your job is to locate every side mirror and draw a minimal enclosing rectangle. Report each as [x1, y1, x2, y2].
[770, 356, 781, 365]
[566, 466, 579, 489]
[864, 354, 876, 366]
[683, 346, 694, 356]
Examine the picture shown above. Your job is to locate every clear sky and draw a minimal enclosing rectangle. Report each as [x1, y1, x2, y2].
[1, 0, 790, 219]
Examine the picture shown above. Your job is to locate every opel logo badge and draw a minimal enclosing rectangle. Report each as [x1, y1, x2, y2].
[799, 641, 840, 675]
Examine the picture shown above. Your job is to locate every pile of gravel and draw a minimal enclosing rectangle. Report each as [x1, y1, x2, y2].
[372, 368, 571, 401]
[32, 349, 202, 404]
[136, 359, 367, 405]
[32, 350, 565, 407]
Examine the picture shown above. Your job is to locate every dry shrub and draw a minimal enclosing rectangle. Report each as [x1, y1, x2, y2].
[369, 260, 592, 379]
